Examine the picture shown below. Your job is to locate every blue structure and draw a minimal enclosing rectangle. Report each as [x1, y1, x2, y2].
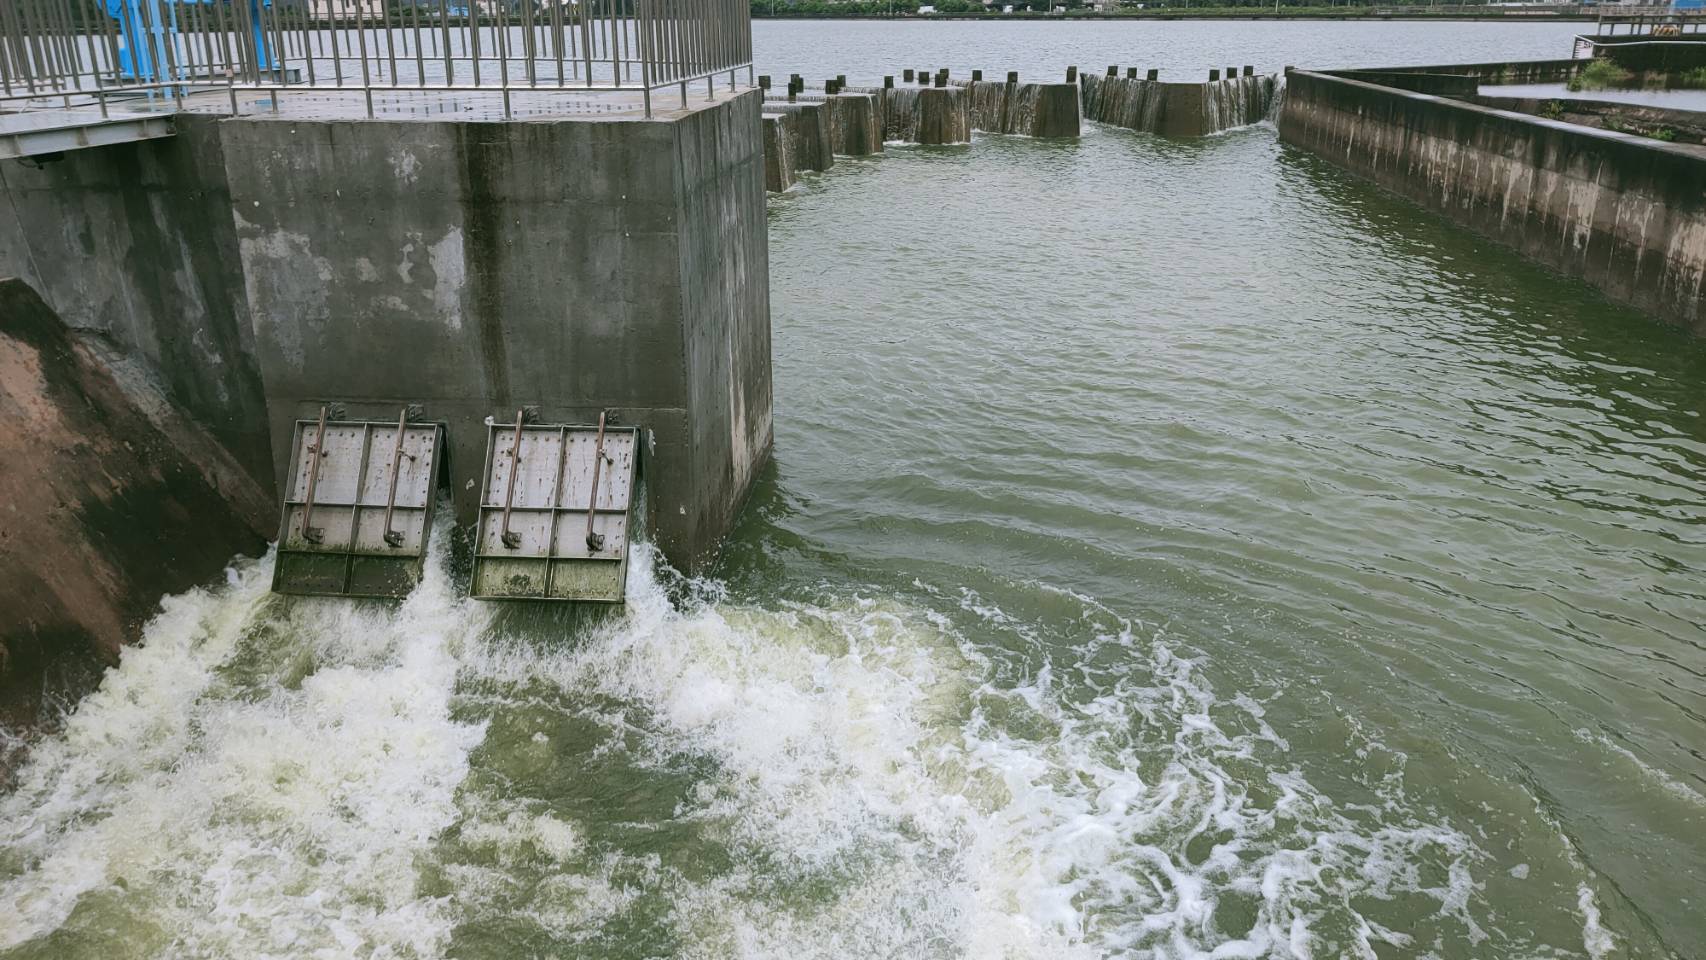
[1676, 0, 1704, 11]
[106, 0, 275, 83]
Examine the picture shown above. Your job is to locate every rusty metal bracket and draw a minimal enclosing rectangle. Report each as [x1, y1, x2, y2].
[381, 406, 413, 549]
[301, 405, 329, 544]
[499, 408, 525, 549]
[585, 411, 608, 553]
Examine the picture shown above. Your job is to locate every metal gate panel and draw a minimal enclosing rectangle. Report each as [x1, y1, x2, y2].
[273, 410, 444, 599]
[471, 416, 638, 603]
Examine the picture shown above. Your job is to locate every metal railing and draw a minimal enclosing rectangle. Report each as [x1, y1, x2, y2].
[1587, 8, 1706, 37]
[0, 0, 753, 119]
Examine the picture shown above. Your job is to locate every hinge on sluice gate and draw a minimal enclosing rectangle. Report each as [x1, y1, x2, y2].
[470, 411, 638, 604]
[272, 406, 445, 599]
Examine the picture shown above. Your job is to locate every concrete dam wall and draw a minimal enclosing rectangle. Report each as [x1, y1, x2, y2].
[1279, 68, 1706, 334]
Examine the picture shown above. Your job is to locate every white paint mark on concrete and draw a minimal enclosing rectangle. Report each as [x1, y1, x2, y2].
[390, 149, 421, 184]
[397, 236, 419, 284]
[427, 227, 465, 331]
[234, 226, 334, 373]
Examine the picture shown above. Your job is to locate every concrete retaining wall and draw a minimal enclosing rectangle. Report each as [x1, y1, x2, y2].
[1279, 69, 1706, 334]
[1585, 35, 1706, 73]
[221, 91, 774, 570]
[0, 278, 271, 731]
[0, 116, 274, 490]
[1354, 58, 1583, 84]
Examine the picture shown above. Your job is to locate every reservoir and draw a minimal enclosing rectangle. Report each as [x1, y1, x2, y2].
[2, 20, 1703, 960]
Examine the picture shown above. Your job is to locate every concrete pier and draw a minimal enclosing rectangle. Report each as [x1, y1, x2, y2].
[227, 94, 774, 568]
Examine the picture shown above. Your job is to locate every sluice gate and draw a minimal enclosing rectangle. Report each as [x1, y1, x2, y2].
[472, 414, 639, 604]
[274, 409, 445, 600]
[273, 408, 641, 604]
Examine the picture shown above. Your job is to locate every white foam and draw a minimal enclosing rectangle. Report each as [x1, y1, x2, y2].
[449, 552, 1488, 958]
[1577, 883, 1617, 960]
[2, 533, 1537, 958]
[0, 520, 491, 957]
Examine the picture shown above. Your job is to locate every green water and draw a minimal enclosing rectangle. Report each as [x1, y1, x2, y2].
[3, 65, 1705, 960]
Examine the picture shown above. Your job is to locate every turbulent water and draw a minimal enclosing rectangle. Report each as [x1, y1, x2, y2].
[5, 21, 1706, 960]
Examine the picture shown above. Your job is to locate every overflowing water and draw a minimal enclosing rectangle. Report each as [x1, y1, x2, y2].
[5, 20, 1706, 960]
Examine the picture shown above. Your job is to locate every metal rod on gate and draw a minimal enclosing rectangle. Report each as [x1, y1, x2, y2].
[382, 407, 410, 548]
[585, 411, 608, 552]
[500, 409, 524, 549]
[301, 405, 329, 544]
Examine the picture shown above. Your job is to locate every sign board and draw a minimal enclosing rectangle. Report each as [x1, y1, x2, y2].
[273, 412, 444, 599]
[471, 418, 639, 603]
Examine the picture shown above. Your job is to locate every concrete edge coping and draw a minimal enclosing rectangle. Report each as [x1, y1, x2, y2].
[1289, 68, 1706, 163]
[1330, 57, 1583, 76]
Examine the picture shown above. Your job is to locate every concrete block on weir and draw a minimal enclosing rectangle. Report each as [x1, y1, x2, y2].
[1066, 66, 1078, 83]
[771, 100, 836, 171]
[1127, 67, 1138, 79]
[762, 112, 798, 192]
[827, 92, 884, 156]
[1209, 69, 1220, 81]
[972, 69, 983, 81]
[904, 68, 914, 82]
[1244, 65, 1255, 76]
[916, 86, 971, 144]
[1016, 82, 1082, 138]
[1147, 69, 1159, 81]
[1008, 71, 1019, 84]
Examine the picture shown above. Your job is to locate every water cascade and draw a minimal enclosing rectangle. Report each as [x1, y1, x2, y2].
[1080, 71, 1284, 136]
[1202, 73, 1283, 132]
